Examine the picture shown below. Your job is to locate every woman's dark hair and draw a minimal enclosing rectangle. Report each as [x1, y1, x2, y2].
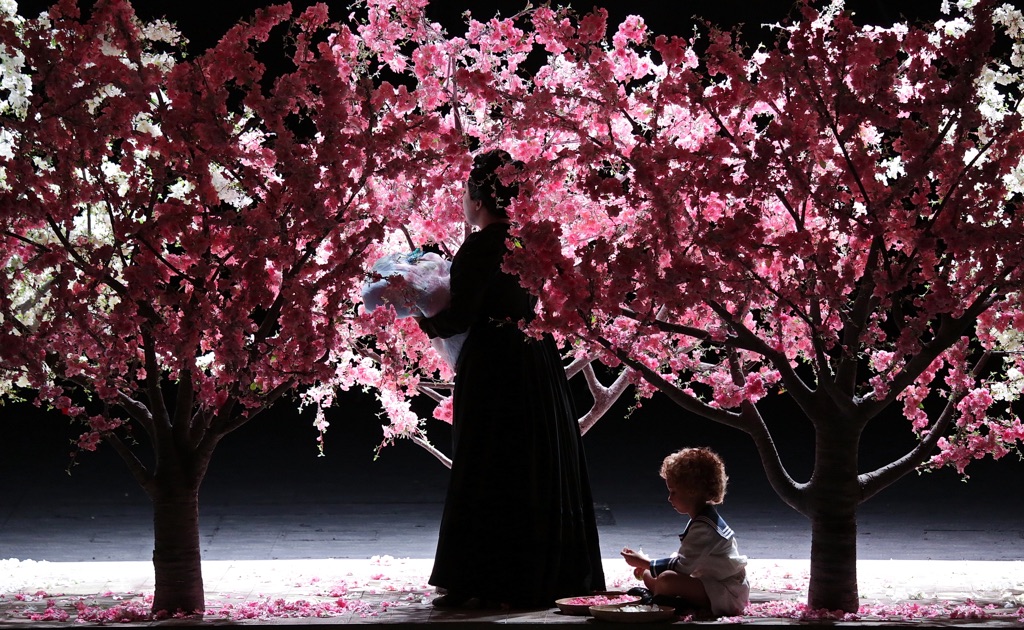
[467, 149, 523, 219]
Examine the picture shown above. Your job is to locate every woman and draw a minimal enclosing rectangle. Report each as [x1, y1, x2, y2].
[418, 150, 606, 608]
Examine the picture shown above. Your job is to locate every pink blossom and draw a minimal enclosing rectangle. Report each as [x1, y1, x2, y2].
[653, 34, 696, 67]
[27, 600, 69, 622]
[76, 432, 102, 452]
[743, 373, 767, 403]
[577, 9, 608, 44]
[613, 15, 647, 50]
[432, 396, 454, 424]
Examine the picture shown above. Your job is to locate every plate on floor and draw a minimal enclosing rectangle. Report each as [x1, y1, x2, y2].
[554, 593, 640, 616]
[589, 602, 676, 622]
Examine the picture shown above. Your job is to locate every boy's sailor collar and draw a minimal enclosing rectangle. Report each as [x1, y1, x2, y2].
[679, 504, 734, 540]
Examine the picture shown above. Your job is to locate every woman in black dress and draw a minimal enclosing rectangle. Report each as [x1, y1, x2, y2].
[418, 150, 606, 608]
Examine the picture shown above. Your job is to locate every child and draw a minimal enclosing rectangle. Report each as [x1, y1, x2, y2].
[621, 446, 749, 617]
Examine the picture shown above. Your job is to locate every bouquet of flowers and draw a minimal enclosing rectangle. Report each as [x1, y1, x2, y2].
[361, 249, 466, 369]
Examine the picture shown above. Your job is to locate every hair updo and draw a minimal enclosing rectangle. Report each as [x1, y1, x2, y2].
[467, 149, 524, 219]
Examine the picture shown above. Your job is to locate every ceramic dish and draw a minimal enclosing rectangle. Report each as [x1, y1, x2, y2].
[589, 602, 676, 623]
[553, 593, 639, 616]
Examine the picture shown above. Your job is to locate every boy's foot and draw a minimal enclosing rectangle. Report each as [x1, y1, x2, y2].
[626, 586, 654, 604]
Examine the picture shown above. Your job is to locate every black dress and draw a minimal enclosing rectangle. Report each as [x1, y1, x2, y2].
[419, 222, 606, 606]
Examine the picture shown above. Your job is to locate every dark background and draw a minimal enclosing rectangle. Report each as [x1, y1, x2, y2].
[4, 370, 1023, 555]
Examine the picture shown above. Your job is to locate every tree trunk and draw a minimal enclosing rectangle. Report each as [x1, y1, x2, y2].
[805, 419, 862, 613]
[807, 506, 859, 612]
[150, 487, 205, 615]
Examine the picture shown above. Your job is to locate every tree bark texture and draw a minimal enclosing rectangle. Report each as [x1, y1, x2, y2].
[150, 488, 205, 614]
[805, 418, 862, 612]
[807, 506, 859, 612]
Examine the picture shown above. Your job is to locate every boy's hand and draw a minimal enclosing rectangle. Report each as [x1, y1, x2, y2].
[620, 547, 650, 570]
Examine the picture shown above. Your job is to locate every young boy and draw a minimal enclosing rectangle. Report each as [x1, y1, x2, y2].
[621, 446, 749, 616]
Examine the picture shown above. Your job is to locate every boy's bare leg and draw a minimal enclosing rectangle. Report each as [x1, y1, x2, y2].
[643, 570, 712, 610]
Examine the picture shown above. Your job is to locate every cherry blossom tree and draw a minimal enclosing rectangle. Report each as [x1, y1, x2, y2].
[0, 0, 464, 614]
[417, 0, 1024, 612]
[303, 1, 636, 467]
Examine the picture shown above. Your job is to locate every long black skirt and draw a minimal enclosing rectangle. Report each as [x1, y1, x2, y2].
[428, 323, 606, 606]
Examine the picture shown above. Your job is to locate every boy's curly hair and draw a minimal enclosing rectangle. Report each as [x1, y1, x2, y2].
[659, 446, 728, 505]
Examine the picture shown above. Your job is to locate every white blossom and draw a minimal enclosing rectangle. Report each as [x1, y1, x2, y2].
[168, 179, 195, 201]
[1, 42, 31, 118]
[196, 352, 216, 371]
[134, 113, 163, 137]
[140, 19, 181, 46]
[994, 4, 1024, 36]
[938, 17, 972, 40]
[875, 156, 906, 184]
[85, 85, 125, 115]
[0, 126, 16, 159]
[0, 0, 18, 19]
[99, 36, 123, 59]
[993, 326, 1024, 351]
[1003, 156, 1024, 195]
[72, 202, 115, 244]
[209, 164, 253, 208]
[99, 160, 132, 198]
[990, 366, 1024, 402]
[811, 0, 844, 32]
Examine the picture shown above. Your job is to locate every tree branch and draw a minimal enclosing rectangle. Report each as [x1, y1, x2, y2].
[212, 379, 294, 439]
[578, 363, 631, 435]
[416, 384, 449, 404]
[834, 236, 883, 394]
[619, 307, 727, 346]
[1, 229, 49, 253]
[565, 353, 592, 379]
[113, 390, 157, 444]
[592, 333, 745, 430]
[800, 60, 872, 209]
[411, 434, 452, 469]
[865, 290, 995, 417]
[859, 349, 994, 501]
[61, 372, 156, 446]
[102, 431, 155, 492]
[703, 299, 819, 414]
[141, 330, 173, 442]
[739, 402, 807, 512]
